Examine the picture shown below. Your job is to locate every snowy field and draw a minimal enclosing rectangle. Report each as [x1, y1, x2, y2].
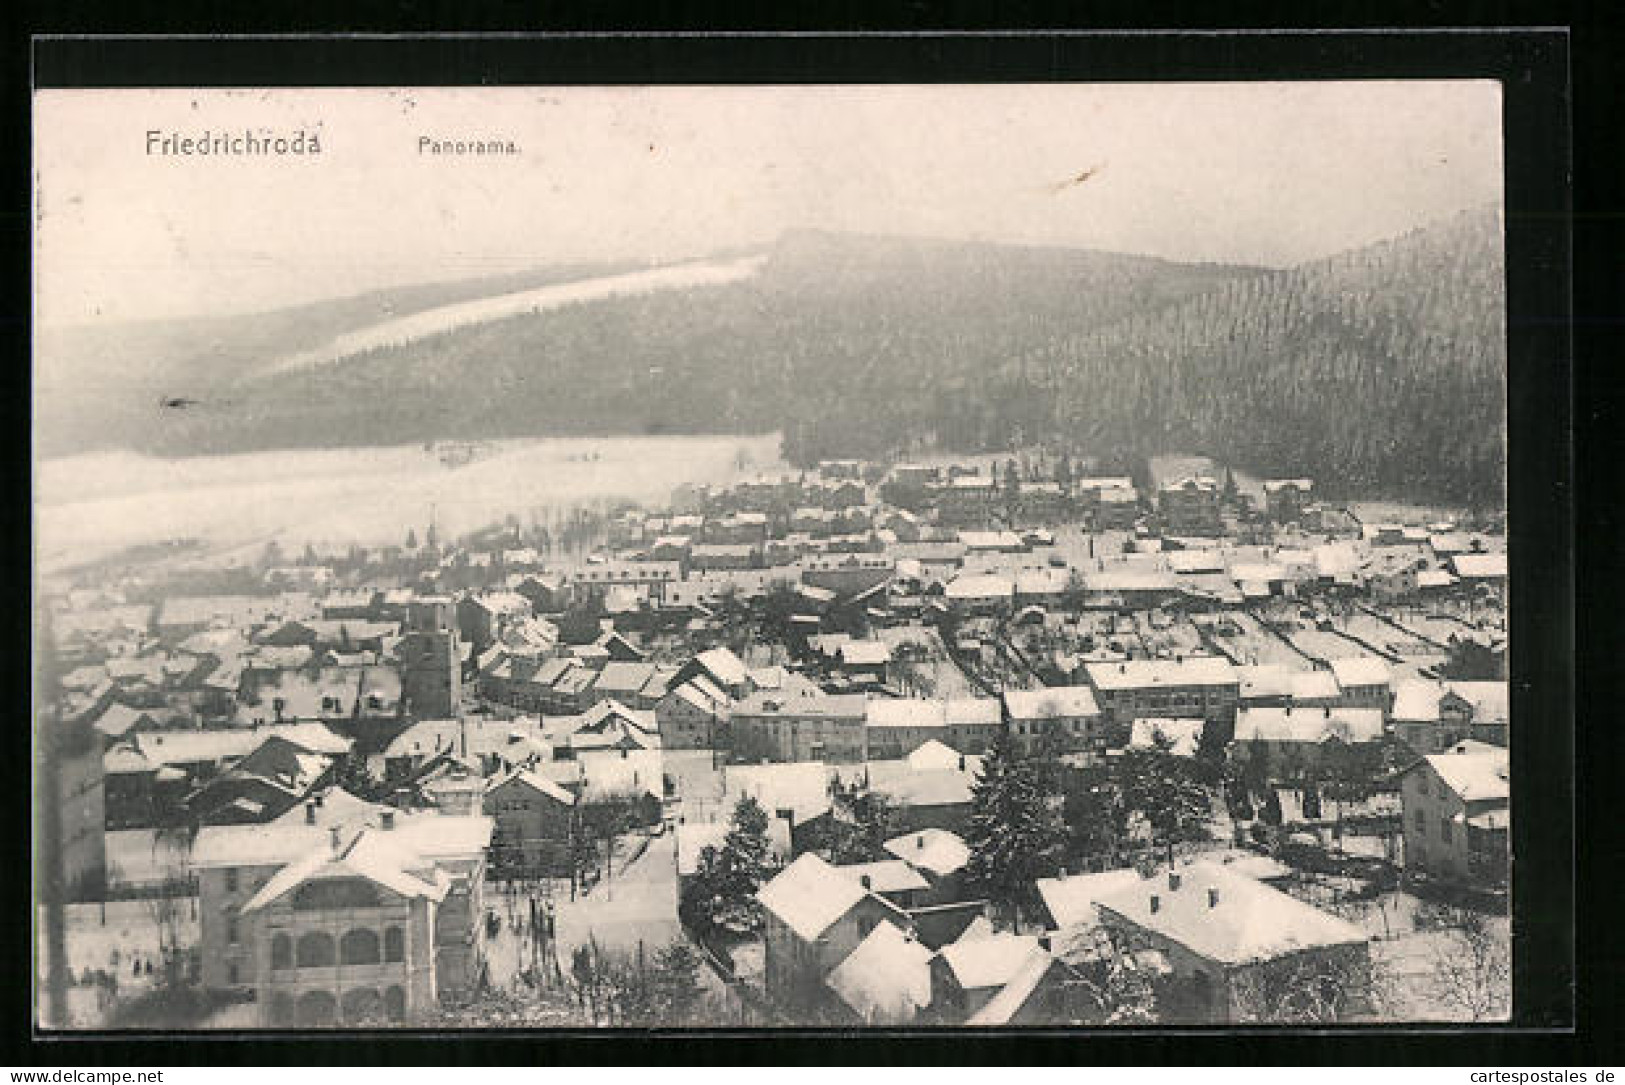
[262, 255, 768, 376]
[35, 433, 784, 576]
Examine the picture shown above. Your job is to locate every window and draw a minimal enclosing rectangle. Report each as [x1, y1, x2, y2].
[225, 869, 239, 893]
[1439, 817, 1453, 843]
[384, 926, 404, 963]
[227, 962, 239, 985]
[271, 933, 293, 970]
[340, 928, 382, 965]
[1413, 809, 1426, 832]
[226, 914, 239, 945]
[296, 931, 337, 968]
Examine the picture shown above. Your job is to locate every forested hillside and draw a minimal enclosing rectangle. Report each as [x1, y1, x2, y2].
[1027, 206, 1508, 504]
[37, 210, 1506, 506]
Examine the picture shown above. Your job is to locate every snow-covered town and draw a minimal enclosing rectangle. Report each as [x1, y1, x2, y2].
[36, 454, 1510, 1028]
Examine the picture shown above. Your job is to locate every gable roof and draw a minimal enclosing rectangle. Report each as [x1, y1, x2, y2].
[964, 944, 1063, 1026]
[1093, 861, 1367, 966]
[825, 922, 934, 1024]
[242, 827, 450, 913]
[939, 932, 1043, 990]
[757, 852, 870, 941]
[883, 828, 970, 878]
[1417, 745, 1510, 802]
[1036, 868, 1144, 931]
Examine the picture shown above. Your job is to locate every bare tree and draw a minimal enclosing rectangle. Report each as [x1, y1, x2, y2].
[1229, 949, 1373, 1024]
[1429, 909, 1510, 1021]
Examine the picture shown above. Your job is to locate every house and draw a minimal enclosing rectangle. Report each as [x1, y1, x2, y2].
[834, 860, 932, 910]
[655, 676, 732, 750]
[671, 646, 751, 699]
[730, 691, 869, 764]
[189, 793, 492, 1014]
[1263, 479, 1313, 524]
[961, 941, 1076, 1026]
[757, 852, 912, 1012]
[883, 828, 971, 904]
[1093, 862, 1372, 1023]
[1329, 656, 1392, 712]
[1082, 657, 1239, 746]
[823, 920, 935, 1025]
[1158, 477, 1222, 536]
[185, 735, 342, 826]
[589, 661, 664, 710]
[832, 757, 981, 840]
[1399, 740, 1509, 887]
[944, 574, 1014, 616]
[1002, 686, 1105, 755]
[1230, 706, 1385, 771]
[929, 931, 1044, 1021]
[455, 592, 533, 653]
[483, 768, 577, 878]
[1035, 868, 1144, 946]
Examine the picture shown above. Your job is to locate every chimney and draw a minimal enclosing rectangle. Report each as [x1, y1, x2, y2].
[1324, 706, 1331, 718]
[860, 874, 872, 890]
[329, 826, 342, 852]
[381, 810, 395, 831]
[1208, 887, 1220, 909]
[1168, 871, 1181, 891]
[1149, 894, 1160, 914]
[305, 801, 317, 825]
[916, 834, 925, 850]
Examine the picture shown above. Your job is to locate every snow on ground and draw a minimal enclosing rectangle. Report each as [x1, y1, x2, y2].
[36, 433, 783, 575]
[261, 256, 768, 377]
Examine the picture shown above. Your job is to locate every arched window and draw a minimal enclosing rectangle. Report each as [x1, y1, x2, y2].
[383, 985, 407, 1022]
[340, 928, 381, 966]
[268, 992, 296, 1027]
[270, 933, 293, 971]
[341, 987, 384, 1025]
[383, 926, 405, 963]
[295, 931, 336, 968]
[295, 989, 337, 1027]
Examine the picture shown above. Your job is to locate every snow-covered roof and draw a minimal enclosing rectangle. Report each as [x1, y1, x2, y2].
[1235, 665, 1293, 700]
[757, 853, 870, 941]
[835, 859, 931, 895]
[1447, 681, 1510, 724]
[883, 828, 970, 878]
[1450, 553, 1508, 579]
[1289, 670, 1342, 702]
[1083, 656, 1237, 691]
[1233, 706, 1384, 745]
[939, 932, 1043, 990]
[945, 574, 1014, 601]
[1036, 868, 1143, 931]
[1417, 745, 1510, 802]
[906, 739, 969, 771]
[964, 943, 1059, 1026]
[1329, 656, 1391, 689]
[488, 767, 576, 806]
[1003, 686, 1100, 720]
[242, 827, 450, 913]
[825, 922, 934, 1024]
[1392, 679, 1446, 722]
[1094, 862, 1368, 966]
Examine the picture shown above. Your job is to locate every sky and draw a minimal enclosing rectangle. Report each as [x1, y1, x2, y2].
[33, 82, 1503, 327]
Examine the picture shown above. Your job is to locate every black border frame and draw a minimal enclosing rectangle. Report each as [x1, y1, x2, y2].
[15, 26, 1585, 1066]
